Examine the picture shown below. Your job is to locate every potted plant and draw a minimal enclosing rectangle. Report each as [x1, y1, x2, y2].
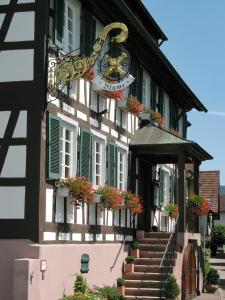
[165, 203, 179, 219]
[123, 191, 143, 215]
[130, 241, 139, 258]
[205, 268, 220, 293]
[124, 256, 135, 273]
[188, 194, 211, 216]
[164, 275, 180, 300]
[96, 187, 123, 210]
[55, 179, 70, 197]
[68, 176, 94, 207]
[116, 277, 125, 295]
[126, 95, 143, 116]
[139, 108, 164, 126]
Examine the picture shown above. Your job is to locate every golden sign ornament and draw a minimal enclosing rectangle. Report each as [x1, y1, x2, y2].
[55, 22, 128, 83]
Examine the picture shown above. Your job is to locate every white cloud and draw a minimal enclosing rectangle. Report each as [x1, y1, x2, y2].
[208, 111, 225, 117]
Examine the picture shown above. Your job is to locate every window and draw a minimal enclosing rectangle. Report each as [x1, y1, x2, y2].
[60, 121, 77, 178]
[142, 70, 151, 108]
[117, 149, 127, 190]
[93, 137, 105, 186]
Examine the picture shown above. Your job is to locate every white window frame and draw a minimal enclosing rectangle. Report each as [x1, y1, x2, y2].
[92, 135, 106, 187]
[57, 113, 78, 179]
[117, 148, 127, 190]
[63, 0, 81, 54]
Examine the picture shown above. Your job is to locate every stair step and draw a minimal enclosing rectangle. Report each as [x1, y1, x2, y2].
[125, 280, 160, 288]
[139, 244, 166, 251]
[125, 287, 160, 296]
[125, 296, 160, 300]
[134, 258, 161, 265]
[140, 251, 164, 258]
[145, 232, 171, 239]
[124, 272, 162, 281]
[138, 238, 168, 244]
[134, 265, 173, 273]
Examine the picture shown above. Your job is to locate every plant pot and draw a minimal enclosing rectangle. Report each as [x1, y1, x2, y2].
[139, 112, 150, 120]
[130, 248, 139, 258]
[117, 286, 125, 295]
[124, 263, 134, 273]
[205, 283, 218, 293]
[93, 193, 101, 203]
[56, 187, 69, 197]
[117, 99, 127, 109]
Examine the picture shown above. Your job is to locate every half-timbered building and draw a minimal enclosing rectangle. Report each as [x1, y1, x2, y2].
[0, 1, 212, 299]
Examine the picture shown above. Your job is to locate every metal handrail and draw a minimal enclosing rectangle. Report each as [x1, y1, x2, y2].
[110, 217, 135, 272]
[159, 215, 179, 299]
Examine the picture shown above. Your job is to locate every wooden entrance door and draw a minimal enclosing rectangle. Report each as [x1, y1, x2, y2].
[182, 243, 197, 299]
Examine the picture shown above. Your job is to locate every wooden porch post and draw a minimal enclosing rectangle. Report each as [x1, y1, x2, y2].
[194, 160, 200, 233]
[178, 150, 186, 233]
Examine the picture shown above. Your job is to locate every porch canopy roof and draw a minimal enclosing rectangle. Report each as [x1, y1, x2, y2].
[129, 125, 213, 163]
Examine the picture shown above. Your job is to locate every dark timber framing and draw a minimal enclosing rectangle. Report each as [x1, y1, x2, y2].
[0, 0, 49, 242]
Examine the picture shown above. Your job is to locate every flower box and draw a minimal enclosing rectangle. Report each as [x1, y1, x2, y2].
[93, 193, 101, 203]
[139, 112, 150, 120]
[56, 187, 69, 197]
[116, 99, 127, 109]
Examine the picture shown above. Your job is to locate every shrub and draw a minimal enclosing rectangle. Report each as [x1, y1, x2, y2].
[96, 286, 125, 300]
[116, 277, 125, 287]
[131, 241, 139, 249]
[212, 225, 225, 247]
[206, 268, 220, 285]
[202, 247, 211, 258]
[164, 275, 180, 298]
[125, 256, 135, 264]
[204, 260, 211, 276]
[73, 274, 88, 294]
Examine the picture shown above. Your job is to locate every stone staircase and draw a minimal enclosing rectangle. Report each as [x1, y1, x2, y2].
[123, 232, 176, 300]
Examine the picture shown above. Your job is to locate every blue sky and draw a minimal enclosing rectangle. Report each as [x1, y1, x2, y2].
[142, 0, 225, 185]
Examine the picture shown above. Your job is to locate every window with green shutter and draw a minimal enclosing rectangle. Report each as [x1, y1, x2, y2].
[108, 143, 118, 188]
[47, 113, 61, 180]
[80, 128, 93, 181]
[54, 0, 64, 49]
[80, 5, 96, 56]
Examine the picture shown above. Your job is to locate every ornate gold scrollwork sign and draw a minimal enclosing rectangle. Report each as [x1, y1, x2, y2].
[55, 22, 128, 83]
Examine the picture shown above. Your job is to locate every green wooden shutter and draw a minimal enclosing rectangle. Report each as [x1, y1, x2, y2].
[159, 169, 165, 206]
[80, 128, 93, 181]
[47, 113, 61, 180]
[108, 143, 118, 187]
[54, 0, 64, 49]
[158, 87, 164, 115]
[151, 78, 157, 110]
[80, 6, 96, 56]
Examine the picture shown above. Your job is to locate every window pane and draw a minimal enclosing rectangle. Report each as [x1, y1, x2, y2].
[96, 142, 100, 153]
[65, 129, 71, 141]
[65, 167, 70, 178]
[65, 154, 70, 166]
[65, 142, 71, 153]
[68, 7, 73, 19]
[96, 164, 100, 175]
